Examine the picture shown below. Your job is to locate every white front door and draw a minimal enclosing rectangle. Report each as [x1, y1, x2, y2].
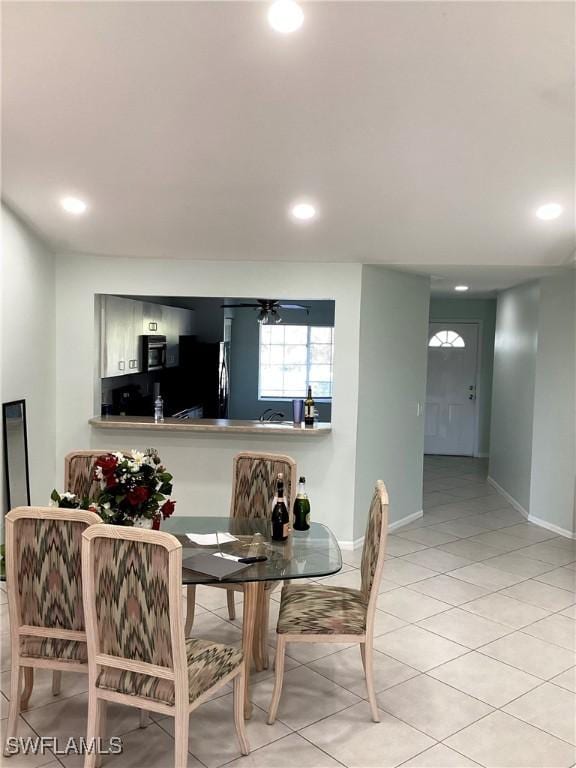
[425, 322, 479, 456]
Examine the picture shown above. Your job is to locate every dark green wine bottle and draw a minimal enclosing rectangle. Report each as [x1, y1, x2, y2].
[271, 473, 290, 541]
[293, 476, 310, 531]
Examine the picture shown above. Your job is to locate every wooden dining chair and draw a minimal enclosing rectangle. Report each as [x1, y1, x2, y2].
[3, 506, 102, 755]
[82, 525, 249, 768]
[30, 449, 124, 702]
[64, 449, 127, 501]
[267, 480, 389, 724]
[185, 451, 297, 671]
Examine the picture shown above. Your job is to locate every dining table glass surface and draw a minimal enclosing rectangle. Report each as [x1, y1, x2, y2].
[162, 515, 342, 584]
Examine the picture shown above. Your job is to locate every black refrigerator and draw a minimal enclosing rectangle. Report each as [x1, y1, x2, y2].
[175, 336, 230, 419]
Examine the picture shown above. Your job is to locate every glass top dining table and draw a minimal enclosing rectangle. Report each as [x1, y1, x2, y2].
[162, 515, 342, 584]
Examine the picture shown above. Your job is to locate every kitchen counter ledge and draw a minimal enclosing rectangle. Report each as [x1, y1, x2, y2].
[89, 415, 331, 436]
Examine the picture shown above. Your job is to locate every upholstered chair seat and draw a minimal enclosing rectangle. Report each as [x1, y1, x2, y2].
[20, 637, 88, 663]
[277, 585, 368, 635]
[96, 638, 244, 706]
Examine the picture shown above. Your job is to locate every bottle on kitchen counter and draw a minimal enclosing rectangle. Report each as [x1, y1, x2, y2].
[293, 476, 310, 531]
[154, 395, 164, 423]
[153, 383, 164, 423]
[304, 386, 315, 427]
[271, 473, 290, 541]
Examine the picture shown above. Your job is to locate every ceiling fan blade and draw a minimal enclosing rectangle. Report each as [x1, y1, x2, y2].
[277, 303, 311, 311]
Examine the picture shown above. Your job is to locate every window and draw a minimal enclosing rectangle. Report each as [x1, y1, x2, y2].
[429, 330, 465, 348]
[259, 325, 334, 399]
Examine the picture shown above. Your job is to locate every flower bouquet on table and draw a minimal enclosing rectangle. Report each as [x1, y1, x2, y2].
[51, 449, 176, 528]
[50, 490, 92, 510]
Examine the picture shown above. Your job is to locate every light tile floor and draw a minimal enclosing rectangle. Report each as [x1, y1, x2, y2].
[1, 456, 575, 767]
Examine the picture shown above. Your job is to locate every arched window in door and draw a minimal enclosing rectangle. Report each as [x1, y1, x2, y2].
[428, 330, 465, 348]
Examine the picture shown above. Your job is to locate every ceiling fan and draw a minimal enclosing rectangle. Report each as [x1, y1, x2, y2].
[221, 299, 310, 325]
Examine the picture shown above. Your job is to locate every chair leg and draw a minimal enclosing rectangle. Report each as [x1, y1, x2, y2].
[233, 665, 250, 755]
[261, 593, 270, 670]
[4, 665, 22, 756]
[267, 636, 286, 725]
[253, 596, 264, 673]
[185, 585, 196, 637]
[52, 671, 62, 696]
[139, 709, 150, 728]
[84, 695, 105, 768]
[363, 640, 380, 723]
[94, 700, 107, 768]
[174, 710, 189, 768]
[21, 667, 34, 710]
[227, 590, 236, 621]
[360, 642, 366, 672]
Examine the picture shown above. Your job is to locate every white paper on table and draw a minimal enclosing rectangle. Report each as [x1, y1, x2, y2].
[185, 532, 238, 545]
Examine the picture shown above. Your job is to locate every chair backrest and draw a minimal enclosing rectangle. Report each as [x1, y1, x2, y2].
[65, 450, 108, 500]
[360, 481, 389, 603]
[81, 525, 188, 708]
[230, 451, 297, 519]
[5, 506, 102, 643]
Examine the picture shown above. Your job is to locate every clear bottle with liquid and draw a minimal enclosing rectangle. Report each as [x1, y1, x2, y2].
[154, 394, 164, 423]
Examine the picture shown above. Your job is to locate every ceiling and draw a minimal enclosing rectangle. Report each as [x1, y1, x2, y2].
[2, 1, 575, 294]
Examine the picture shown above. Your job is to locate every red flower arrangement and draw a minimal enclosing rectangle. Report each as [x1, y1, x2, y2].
[91, 449, 176, 526]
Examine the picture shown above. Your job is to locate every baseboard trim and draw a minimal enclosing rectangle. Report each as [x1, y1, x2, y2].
[488, 476, 575, 539]
[338, 510, 424, 551]
[526, 515, 576, 540]
[338, 536, 364, 552]
[487, 476, 528, 519]
[389, 509, 424, 532]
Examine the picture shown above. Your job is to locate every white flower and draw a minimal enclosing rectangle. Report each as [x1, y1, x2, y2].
[62, 492, 78, 501]
[95, 466, 104, 480]
[113, 451, 125, 463]
[131, 450, 146, 466]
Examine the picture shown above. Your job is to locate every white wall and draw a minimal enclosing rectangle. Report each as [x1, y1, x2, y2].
[354, 266, 430, 538]
[489, 282, 540, 513]
[530, 272, 576, 535]
[54, 254, 362, 542]
[1, 204, 56, 508]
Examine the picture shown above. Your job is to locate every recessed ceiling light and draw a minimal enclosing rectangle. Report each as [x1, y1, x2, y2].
[290, 202, 317, 221]
[454, 285, 469, 292]
[61, 196, 87, 215]
[535, 203, 563, 221]
[268, 0, 304, 34]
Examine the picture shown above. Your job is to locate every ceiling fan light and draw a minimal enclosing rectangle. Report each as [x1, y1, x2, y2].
[257, 309, 269, 325]
[272, 309, 282, 324]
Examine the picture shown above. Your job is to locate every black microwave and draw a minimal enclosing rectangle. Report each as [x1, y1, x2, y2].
[141, 335, 167, 371]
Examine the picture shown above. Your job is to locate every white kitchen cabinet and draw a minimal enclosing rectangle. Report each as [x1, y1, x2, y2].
[142, 302, 164, 334]
[101, 297, 195, 377]
[101, 296, 143, 378]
